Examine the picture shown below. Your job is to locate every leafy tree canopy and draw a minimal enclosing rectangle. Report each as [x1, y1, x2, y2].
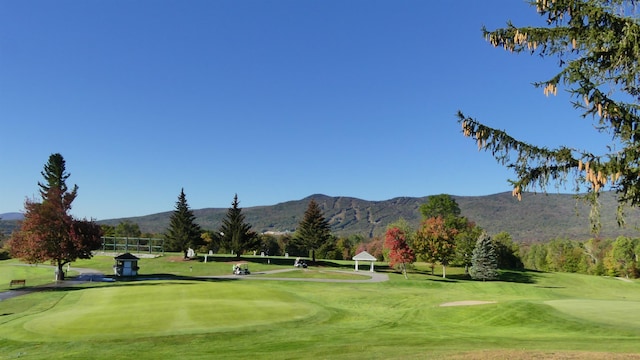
[414, 216, 458, 278]
[384, 227, 416, 279]
[420, 194, 461, 220]
[115, 220, 142, 238]
[458, 0, 640, 233]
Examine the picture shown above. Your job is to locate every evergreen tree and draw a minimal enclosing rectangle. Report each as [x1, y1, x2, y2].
[470, 232, 499, 281]
[455, 221, 483, 275]
[38, 153, 77, 200]
[458, 1, 640, 232]
[296, 199, 331, 263]
[165, 188, 202, 259]
[218, 194, 257, 258]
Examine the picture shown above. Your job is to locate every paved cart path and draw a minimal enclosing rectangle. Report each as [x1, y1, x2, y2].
[0, 266, 388, 301]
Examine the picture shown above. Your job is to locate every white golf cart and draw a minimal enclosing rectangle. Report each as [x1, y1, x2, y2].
[233, 263, 250, 275]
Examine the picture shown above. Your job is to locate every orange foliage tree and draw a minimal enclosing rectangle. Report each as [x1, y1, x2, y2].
[414, 216, 458, 278]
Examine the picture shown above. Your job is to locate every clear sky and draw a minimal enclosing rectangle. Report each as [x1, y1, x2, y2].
[0, 1, 608, 220]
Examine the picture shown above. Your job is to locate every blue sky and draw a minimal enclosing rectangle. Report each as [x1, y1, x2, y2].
[0, 1, 608, 220]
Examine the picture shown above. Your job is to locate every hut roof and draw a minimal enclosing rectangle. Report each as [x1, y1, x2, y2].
[114, 253, 140, 260]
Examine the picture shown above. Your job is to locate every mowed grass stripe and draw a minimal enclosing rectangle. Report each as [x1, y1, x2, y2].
[546, 299, 640, 329]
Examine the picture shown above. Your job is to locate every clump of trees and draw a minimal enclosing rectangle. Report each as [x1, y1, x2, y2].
[411, 194, 520, 279]
[521, 236, 640, 278]
[8, 153, 103, 280]
[374, 194, 522, 279]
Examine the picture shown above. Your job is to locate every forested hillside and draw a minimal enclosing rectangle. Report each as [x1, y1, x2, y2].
[4, 192, 639, 242]
[92, 191, 640, 242]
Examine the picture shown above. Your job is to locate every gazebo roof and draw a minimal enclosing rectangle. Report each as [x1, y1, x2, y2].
[352, 251, 377, 261]
[114, 253, 140, 260]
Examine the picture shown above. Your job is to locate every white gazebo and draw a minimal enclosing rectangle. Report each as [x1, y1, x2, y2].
[353, 251, 377, 272]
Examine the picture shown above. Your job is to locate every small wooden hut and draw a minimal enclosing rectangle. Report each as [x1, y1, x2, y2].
[113, 253, 140, 276]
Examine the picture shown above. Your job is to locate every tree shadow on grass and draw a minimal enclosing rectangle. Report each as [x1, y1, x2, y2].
[426, 277, 460, 283]
[498, 270, 537, 284]
[406, 270, 539, 284]
[25, 274, 241, 294]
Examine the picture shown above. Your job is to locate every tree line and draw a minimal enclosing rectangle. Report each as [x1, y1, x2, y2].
[163, 190, 361, 263]
[521, 236, 640, 278]
[2, 154, 524, 280]
[6, 153, 638, 282]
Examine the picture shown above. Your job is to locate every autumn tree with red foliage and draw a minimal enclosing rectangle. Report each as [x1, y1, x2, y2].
[356, 236, 384, 261]
[414, 216, 458, 278]
[384, 227, 415, 279]
[9, 154, 102, 281]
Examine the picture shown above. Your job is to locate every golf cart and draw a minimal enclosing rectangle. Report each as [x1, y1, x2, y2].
[233, 263, 250, 275]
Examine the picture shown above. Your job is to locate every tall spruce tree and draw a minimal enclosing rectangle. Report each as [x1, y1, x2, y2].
[218, 194, 257, 258]
[38, 153, 77, 200]
[458, 1, 640, 232]
[296, 199, 331, 263]
[470, 232, 499, 281]
[165, 188, 202, 259]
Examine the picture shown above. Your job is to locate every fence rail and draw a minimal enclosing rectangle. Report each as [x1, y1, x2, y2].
[100, 237, 164, 255]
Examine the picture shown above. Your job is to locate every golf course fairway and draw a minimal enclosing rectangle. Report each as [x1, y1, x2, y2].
[3, 258, 640, 359]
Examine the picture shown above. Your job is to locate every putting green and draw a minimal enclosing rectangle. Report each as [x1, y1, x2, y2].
[5, 281, 319, 341]
[545, 299, 640, 329]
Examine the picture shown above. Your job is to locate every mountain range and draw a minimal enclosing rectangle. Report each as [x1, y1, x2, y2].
[97, 191, 640, 242]
[3, 192, 640, 242]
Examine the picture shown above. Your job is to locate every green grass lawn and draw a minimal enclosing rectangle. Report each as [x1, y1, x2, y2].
[2, 255, 640, 359]
[0, 259, 58, 291]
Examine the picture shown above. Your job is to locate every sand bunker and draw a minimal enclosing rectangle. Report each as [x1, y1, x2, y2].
[439, 300, 497, 307]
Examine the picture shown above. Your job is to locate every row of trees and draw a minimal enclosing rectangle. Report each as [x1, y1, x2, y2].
[382, 194, 522, 280]
[5, 154, 340, 276]
[164, 190, 335, 262]
[521, 236, 640, 278]
[18, 155, 630, 283]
